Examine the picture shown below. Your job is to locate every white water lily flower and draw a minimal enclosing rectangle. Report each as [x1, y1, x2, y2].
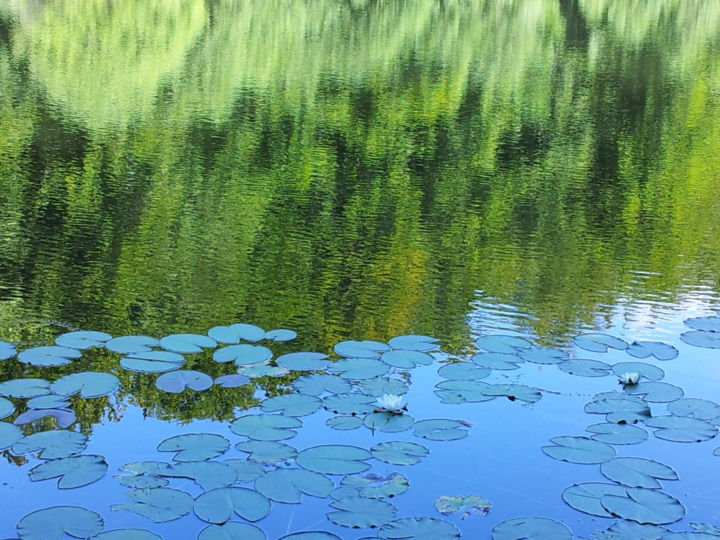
[375, 393, 407, 414]
[619, 372, 641, 386]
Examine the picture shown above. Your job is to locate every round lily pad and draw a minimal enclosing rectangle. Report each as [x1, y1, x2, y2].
[120, 351, 185, 373]
[18, 346, 82, 367]
[157, 433, 230, 461]
[684, 316, 720, 332]
[112, 487, 194, 522]
[574, 334, 628, 353]
[360, 378, 409, 396]
[17, 506, 103, 540]
[334, 340, 389, 358]
[327, 496, 397, 528]
[194, 487, 271, 523]
[437, 362, 491, 380]
[612, 362, 664, 381]
[297, 445, 372, 474]
[235, 441, 298, 464]
[12, 429, 88, 458]
[413, 419, 468, 441]
[51, 372, 120, 398]
[55, 330, 112, 350]
[104, 335, 159, 354]
[323, 393, 376, 415]
[159, 333, 217, 353]
[586, 423, 648, 445]
[625, 382, 683, 403]
[157, 461, 238, 490]
[601, 487, 685, 525]
[231, 415, 302, 441]
[667, 398, 720, 421]
[680, 331, 720, 349]
[29, 454, 108, 489]
[328, 358, 390, 380]
[294, 374, 351, 395]
[559, 359, 612, 377]
[92, 530, 162, 540]
[237, 363, 289, 378]
[155, 371, 213, 393]
[542, 436, 615, 464]
[209, 323, 266, 343]
[27, 395, 71, 409]
[255, 468, 334, 503]
[388, 335, 439, 351]
[326, 416, 363, 431]
[380, 349, 433, 369]
[434, 380, 494, 404]
[276, 352, 330, 371]
[474, 335, 532, 353]
[379, 517, 461, 539]
[370, 441, 429, 465]
[278, 533, 341, 540]
[214, 374, 251, 388]
[261, 393, 322, 417]
[491, 517, 572, 540]
[644, 416, 718, 442]
[14, 408, 76, 428]
[213, 344, 272, 366]
[627, 341, 679, 361]
[265, 329, 297, 342]
[342, 473, 410, 499]
[471, 352, 523, 370]
[519, 347, 568, 364]
[364, 412, 415, 433]
[562, 483, 629, 517]
[0, 422, 22, 450]
[0, 340, 16, 360]
[600, 457, 678, 489]
[0, 397, 15, 419]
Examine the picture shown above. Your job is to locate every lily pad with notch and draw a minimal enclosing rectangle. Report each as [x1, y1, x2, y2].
[157, 461, 238, 490]
[600, 487, 685, 525]
[667, 398, 720, 421]
[327, 416, 364, 431]
[91, 530, 162, 540]
[474, 335, 533, 354]
[231, 415, 302, 441]
[18, 346, 82, 367]
[261, 393, 322, 417]
[380, 349, 433, 369]
[278, 533, 341, 540]
[434, 380, 494, 404]
[209, 323, 265, 343]
[294, 374, 351, 395]
[155, 370, 213, 393]
[413, 419, 468, 441]
[627, 341, 679, 361]
[214, 374, 251, 388]
[17, 506, 103, 540]
[159, 333, 217, 354]
[562, 483, 629, 517]
[574, 334, 628, 353]
[55, 330, 112, 350]
[519, 347, 568, 364]
[491, 517, 572, 540]
[265, 328, 297, 342]
[585, 394, 651, 424]
[370, 441, 429, 465]
[327, 496, 397, 528]
[379, 517, 461, 539]
[104, 335, 159, 354]
[51, 372, 120, 398]
[194, 487, 271, 523]
[482, 384, 542, 403]
[644, 416, 718, 443]
[364, 412, 415, 433]
[334, 340, 389, 359]
[255, 468, 334, 503]
[328, 358, 390, 380]
[198, 522, 266, 540]
[342, 472, 409, 499]
[471, 352, 523, 370]
[120, 351, 185, 373]
[276, 352, 330, 371]
[12, 429, 88, 458]
[0, 378, 51, 398]
[684, 316, 720, 332]
[542, 436, 615, 464]
[680, 331, 720, 349]
[157, 433, 230, 461]
[360, 378, 409, 396]
[29, 454, 107, 489]
[625, 382, 683, 403]
[112, 487, 194, 522]
[592, 521, 669, 539]
[213, 344, 272, 366]
[235, 440, 298, 464]
[612, 362, 665, 382]
[388, 335, 439, 351]
[437, 362, 491, 380]
[0, 422, 22, 450]
[14, 408, 76, 428]
[323, 393, 377, 415]
[586, 423, 648, 445]
[297, 445, 372, 474]
[222, 459, 265, 482]
[559, 359, 612, 377]
[0, 340, 16, 360]
[600, 457, 678, 489]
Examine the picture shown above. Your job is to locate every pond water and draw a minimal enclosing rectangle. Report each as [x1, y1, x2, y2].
[1, 1, 720, 539]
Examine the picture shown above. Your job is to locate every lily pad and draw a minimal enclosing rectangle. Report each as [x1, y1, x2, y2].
[18, 346, 82, 367]
[29, 454, 108, 488]
[194, 487, 271, 523]
[214, 374, 251, 388]
[600, 457, 678, 489]
[198, 522, 267, 540]
[574, 334, 628, 353]
[601, 487, 685, 525]
[644, 416, 718, 442]
[14, 408, 76, 428]
[27, 395, 71, 409]
[155, 371, 213, 393]
[435, 495, 491, 516]
[613, 362, 665, 382]
[684, 316, 720, 332]
[593, 521, 669, 539]
[627, 341, 679, 361]
[235, 440, 298, 464]
[297, 445, 372, 474]
[91, 530, 162, 540]
[294, 374, 351, 395]
[334, 340, 389, 358]
[328, 358, 390, 380]
[0, 340, 16, 360]
[388, 335, 439, 351]
[519, 347, 568, 364]
[276, 352, 330, 371]
[255, 468, 334, 503]
[0, 422, 22, 450]
[120, 351, 185, 373]
[379, 517, 461, 539]
[360, 378, 410, 396]
[491, 517, 572, 540]
[680, 331, 720, 349]
[559, 359, 612, 377]
[380, 349, 433, 369]
[370, 441, 429, 465]
[157, 461, 238, 490]
[0, 397, 15, 419]
[625, 382, 684, 403]
[209, 323, 265, 343]
[56, 330, 112, 350]
[261, 393, 322, 417]
[585, 394, 651, 423]
[327, 415, 364, 430]
[323, 393, 377, 415]
[213, 344, 272, 366]
[342, 473, 409, 499]
[222, 459, 266, 482]
[278, 534, 341, 540]
[116, 475, 169, 489]
[157, 433, 230, 461]
[667, 398, 720, 421]
[542, 436, 615, 464]
[587, 423, 649, 445]
[112, 487, 194, 522]
[265, 329, 297, 342]
[413, 419, 469, 441]
[471, 352, 523, 370]
[12, 429, 88, 458]
[327, 496, 397, 528]
[562, 483, 629, 517]
[474, 335, 532, 353]
[0, 378, 51, 398]
[104, 335, 159, 354]
[230, 414, 302, 441]
[159, 333, 217, 353]
[482, 383, 541, 403]
[364, 412, 415, 433]
[437, 362, 491, 380]
[51, 372, 120, 398]
[17, 506, 103, 540]
[435, 380, 494, 404]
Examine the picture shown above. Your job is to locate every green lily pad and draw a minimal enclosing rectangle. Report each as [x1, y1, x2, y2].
[112, 487, 194, 522]
[13, 429, 88, 458]
[29, 454, 108, 488]
[342, 473, 409, 499]
[155, 370, 213, 393]
[213, 344, 272, 366]
[104, 335, 159, 354]
[380, 349, 433, 369]
[435, 495, 491, 516]
[159, 333, 216, 353]
[379, 517, 460, 539]
[600, 457, 678, 489]
[157, 461, 238, 490]
[627, 341, 679, 361]
[680, 331, 720, 349]
[231, 414, 302, 441]
[519, 347, 568, 364]
[413, 419, 468, 441]
[474, 335, 532, 353]
[364, 412, 415, 433]
[17, 506, 103, 540]
[276, 352, 330, 371]
[0, 397, 15, 419]
[51, 372, 120, 398]
[237, 363, 289, 378]
[323, 393, 377, 415]
[27, 394, 71, 409]
[559, 359, 612, 377]
[327, 416, 363, 430]
[587, 423, 649, 445]
[370, 441, 429, 465]
[334, 340, 389, 358]
[120, 351, 185, 373]
[235, 440, 297, 464]
[198, 522, 267, 540]
[157, 433, 230, 461]
[56, 330, 112, 350]
[434, 380, 494, 404]
[574, 333, 628, 353]
[194, 487, 271, 523]
[601, 487, 685, 525]
[327, 496, 397, 528]
[0, 422, 22, 450]
[297, 445, 372, 474]
[437, 362, 491, 380]
[255, 468, 334, 503]
[18, 346, 82, 367]
[261, 393, 322, 417]
[294, 374, 351, 395]
[265, 329, 297, 342]
[388, 335, 439, 351]
[644, 416, 718, 442]
[668, 398, 720, 421]
[471, 352, 523, 370]
[328, 358, 390, 380]
[491, 517, 571, 540]
[612, 362, 665, 381]
[91, 530, 162, 540]
[222, 459, 266, 482]
[0, 340, 16, 360]
[542, 436, 616, 464]
[562, 483, 629, 517]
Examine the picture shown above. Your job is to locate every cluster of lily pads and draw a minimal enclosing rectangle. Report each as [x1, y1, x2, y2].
[0, 315, 719, 539]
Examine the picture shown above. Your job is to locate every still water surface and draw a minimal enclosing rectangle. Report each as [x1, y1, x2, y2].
[0, 1, 719, 538]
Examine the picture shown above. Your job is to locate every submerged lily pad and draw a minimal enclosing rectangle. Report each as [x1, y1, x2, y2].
[413, 419, 468, 441]
[18, 346, 82, 367]
[235, 440, 298, 464]
[255, 468, 334, 503]
[370, 441, 429, 465]
[562, 482, 629, 517]
[491, 517, 572, 540]
[294, 374, 351, 395]
[51, 372, 120, 398]
[155, 371, 213, 393]
[600, 457, 678, 489]
[120, 351, 185, 373]
[209, 323, 265, 344]
[587, 423, 649, 445]
[157, 433, 230, 461]
[198, 522, 266, 540]
[159, 333, 217, 354]
[334, 340, 389, 359]
[12, 429, 88, 458]
[29, 454, 108, 488]
[194, 487, 271, 523]
[379, 517, 461, 539]
[276, 352, 330, 371]
[435, 495, 491, 516]
[0, 422, 22, 450]
[213, 344, 272, 366]
[574, 334, 628, 353]
[627, 341, 679, 361]
[388, 335, 439, 351]
[112, 488, 194, 522]
[601, 487, 685, 525]
[231, 415, 302, 441]
[644, 416, 718, 442]
[0, 378, 51, 398]
[56, 330, 112, 350]
[328, 358, 390, 380]
[17, 506, 103, 540]
[261, 393, 322, 417]
[104, 335, 159, 354]
[474, 335, 532, 354]
[297, 445, 372, 474]
[327, 496, 397, 528]
[542, 436, 616, 464]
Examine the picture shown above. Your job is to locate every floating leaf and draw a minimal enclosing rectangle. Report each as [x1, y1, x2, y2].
[0, 422, 22, 450]
[0, 378, 50, 398]
[562, 483, 629, 517]
[265, 329, 297, 342]
[237, 363, 289, 378]
[56, 330, 112, 350]
[684, 316, 720, 332]
[116, 475, 169, 489]
[18, 346, 82, 367]
[297, 445, 372, 474]
[625, 382, 683, 403]
[327, 496, 397, 528]
[157, 433, 230, 461]
[379, 517, 461, 539]
[209, 323, 265, 343]
[294, 374, 351, 395]
[474, 335, 532, 353]
[276, 352, 330, 371]
[155, 371, 213, 393]
[231, 414, 302, 441]
[12, 429, 87, 458]
[261, 393, 322, 417]
[14, 408, 76, 428]
[593, 520, 669, 539]
[0, 397, 15, 419]
[51, 372, 120, 398]
[600, 457, 678, 489]
[585, 394, 651, 423]
[92, 530, 162, 540]
[119, 461, 172, 476]
[323, 393, 377, 415]
[214, 374, 251, 388]
[601, 487, 685, 525]
[235, 440, 297, 464]
[542, 436, 615, 464]
[112, 488, 194, 522]
[612, 362, 664, 382]
[198, 522, 267, 540]
[213, 344, 272, 366]
[255, 468, 333, 503]
[680, 331, 720, 349]
[27, 394, 71, 409]
[104, 336, 159, 354]
[194, 487, 271, 523]
[342, 473, 409, 499]
[627, 341, 679, 361]
[364, 412, 415, 433]
[660, 533, 720, 539]
[29, 454, 107, 488]
[328, 358, 390, 380]
[371, 441, 429, 465]
[471, 352, 523, 370]
[413, 419, 468, 441]
[0, 340, 16, 360]
[17, 506, 103, 540]
[326, 416, 362, 433]
[574, 334, 628, 353]
[222, 459, 266, 482]
[435, 495, 491, 516]
[159, 333, 216, 353]
[559, 359, 612, 377]
[668, 398, 720, 421]
[157, 461, 238, 490]
[587, 423, 648, 445]
[519, 347, 568, 364]
[388, 335, 439, 351]
[360, 378, 409, 397]
[491, 517, 572, 540]
[644, 416, 718, 442]
[437, 362, 490, 380]
[482, 383, 542, 403]
[334, 340, 389, 359]
[120, 351, 185, 373]
[435, 380, 494, 404]
[278, 533, 341, 540]
[380, 349, 433, 369]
